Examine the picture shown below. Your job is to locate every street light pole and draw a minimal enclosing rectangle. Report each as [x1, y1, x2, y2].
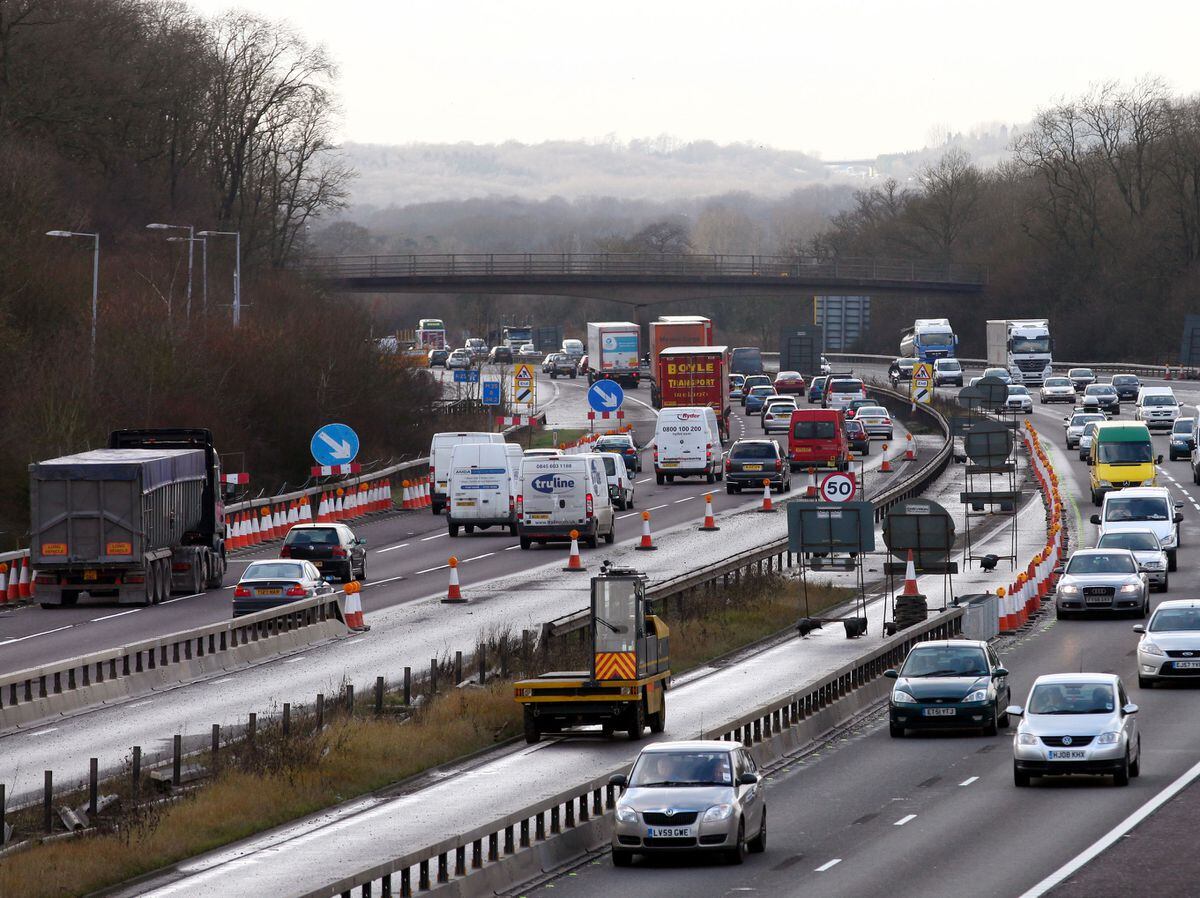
[198, 230, 242, 326]
[168, 235, 208, 315]
[147, 222, 195, 322]
[46, 230, 100, 374]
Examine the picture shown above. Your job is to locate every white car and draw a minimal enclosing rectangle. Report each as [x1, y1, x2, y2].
[933, 358, 964, 387]
[1005, 385, 1033, 414]
[445, 348, 472, 370]
[1040, 376, 1076, 404]
[518, 342, 537, 356]
[232, 560, 334, 616]
[1090, 487, 1183, 572]
[1134, 599, 1200, 687]
[761, 396, 797, 434]
[1078, 422, 1100, 460]
[598, 451, 635, 510]
[853, 405, 894, 440]
[1009, 673, 1140, 787]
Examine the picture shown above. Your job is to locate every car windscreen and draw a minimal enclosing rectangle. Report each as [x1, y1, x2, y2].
[1143, 395, 1178, 406]
[1011, 335, 1050, 353]
[984, 369, 1007, 378]
[1098, 442, 1153, 464]
[1086, 385, 1115, 395]
[856, 407, 887, 417]
[1098, 532, 1160, 551]
[1104, 497, 1169, 521]
[793, 420, 837, 440]
[243, 562, 306, 580]
[1113, 376, 1139, 385]
[1150, 608, 1200, 632]
[811, 377, 827, 389]
[284, 528, 339, 546]
[938, 360, 961, 370]
[1028, 682, 1115, 715]
[1009, 387, 1028, 395]
[1173, 420, 1193, 434]
[731, 443, 777, 459]
[1071, 369, 1095, 378]
[1065, 552, 1137, 574]
[920, 332, 955, 346]
[1044, 378, 1071, 387]
[829, 380, 864, 394]
[596, 440, 631, 452]
[1071, 415, 1104, 426]
[899, 646, 989, 677]
[629, 750, 733, 787]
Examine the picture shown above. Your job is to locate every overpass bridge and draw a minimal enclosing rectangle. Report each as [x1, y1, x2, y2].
[303, 252, 987, 306]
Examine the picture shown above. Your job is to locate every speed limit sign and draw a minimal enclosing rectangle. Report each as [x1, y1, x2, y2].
[820, 471, 857, 503]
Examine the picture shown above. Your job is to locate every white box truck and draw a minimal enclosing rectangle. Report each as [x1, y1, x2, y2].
[586, 321, 641, 388]
[986, 319, 1054, 385]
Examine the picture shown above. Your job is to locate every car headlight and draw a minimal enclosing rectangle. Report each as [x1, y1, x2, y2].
[1098, 480, 1113, 488]
[1059, 584, 1080, 595]
[1017, 733, 1039, 745]
[962, 688, 989, 703]
[1143, 560, 1165, 570]
[615, 806, 638, 824]
[1161, 532, 1177, 548]
[1140, 641, 1165, 656]
[1120, 583, 1142, 594]
[703, 803, 735, 823]
[892, 690, 917, 704]
[1097, 731, 1121, 745]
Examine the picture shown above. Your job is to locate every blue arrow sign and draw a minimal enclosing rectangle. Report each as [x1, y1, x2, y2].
[588, 379, 625, 413]
[453, 369, 480, 383]
[482, 379, 501, 406]
[310, 423, 360, 466]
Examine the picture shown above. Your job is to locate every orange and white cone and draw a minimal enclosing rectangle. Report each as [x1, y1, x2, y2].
[806, 466, 818, 498]
[300, 499, 313, 524]
[699, 493, 720, 531]
[905, 433, 916, 461]
[18, 560, 31, 599]
[402, 480, 413, 510]
[344, 581, 370, 631]
[0, 563, 8, 604]
[759, 479, 775, 513]
[316, 493, 328, 522]
[421, 478, 431, 507]
[7, 560, 20, 602]
[335, 491, 345, 520]
[273, 505, 286, 539]
[635, 511, 657, 551]
[442, 556, 466, 602]
[563, 530, 587, 572]
[902, 549, 919, 596]
[880, 444, 893, 473]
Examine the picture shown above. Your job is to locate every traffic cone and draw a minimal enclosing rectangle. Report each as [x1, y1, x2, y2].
[335, 490, 345, 520]
[759, 479, 775, 513]
[316, 493, 329, 522]
[998, 586, 1013, 632]
[699, 493, 720, 531]
[442, 556, 466, 602]
[880, 444, 893, 473]
[347, 489, 358, 519]
[902, 549, 919, 596]
[905, 433, 916, 461]
[0, 563, 8, 604]
[806, 466, 818, 498]
[273, 505, 285, 538]
[402, 480, 413, 510]
[7, 560, 20, 602]
[28, 568, 37, 597]
[248, 511, 261, 545]
[421, 478, 431, 507]
[635, 511, 657, 551]
[235, 513, 247, 549]
[18, 560, 31, 599]
[563, 530, 587, 572]
[368, 482, 380, 512]
[300, 498, 313, 523]
[344, 582, 369, 631]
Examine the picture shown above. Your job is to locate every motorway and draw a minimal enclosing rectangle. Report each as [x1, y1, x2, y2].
[524, 368, 1200, 898]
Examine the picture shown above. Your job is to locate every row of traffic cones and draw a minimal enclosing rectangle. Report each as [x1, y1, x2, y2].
[0, 559, 34, 603]
[401, 478, 430, 509]
[317, 480, 396, 521]
[226, 480, 399, 550]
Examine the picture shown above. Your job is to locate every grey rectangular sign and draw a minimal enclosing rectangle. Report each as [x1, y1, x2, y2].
[787, 501, 875, 553]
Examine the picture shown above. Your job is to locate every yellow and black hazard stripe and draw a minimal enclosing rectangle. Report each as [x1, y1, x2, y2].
[594, 652, 637, 680]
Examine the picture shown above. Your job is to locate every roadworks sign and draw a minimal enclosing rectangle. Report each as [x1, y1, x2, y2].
[513, 363, 537, 409]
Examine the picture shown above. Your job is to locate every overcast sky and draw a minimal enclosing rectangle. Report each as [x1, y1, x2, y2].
[187, 0, 1199, 159]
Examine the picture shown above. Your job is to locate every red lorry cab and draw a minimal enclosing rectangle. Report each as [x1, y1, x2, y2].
[787, 408, 850, 472]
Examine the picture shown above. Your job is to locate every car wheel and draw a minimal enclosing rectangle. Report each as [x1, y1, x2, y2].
[1139, 674, 1154, 689]
[449, 522, 459, 537]
[656, 474, 665, 485]
[716, 469, 724, 482]
[432, 502, 442, 516]
[748, 809, 766, 853]
[1160, 573, 1169, 592]
[706, 472, 715, 484]
[627, 701, 645, 741]
[1013, 764, 1031, 788]
[889, 722, 904, 738]
[648, 694, 666, 734]
[1114, 752, 1131, 787]
[727, 485, 736, 495]
[998, 707, 1011, 728]
[726, 819, 747, 865]
[666, 475, 675, 483]
[982, 708, 999, 737]
[1131, 739, 1141, 778]
[519, 537, 531, 550]
[523, 708, 541, 745]
[344, 562, 355, 583]
[587, 534, 599, 549]
[611, 849, 633, 867]
[1057, 607, 1073, 621]
[1168, 550, 1178, 572]
[604, 525, 615, 545]
[357, 558, 367, 581]
[627, 495, 635, 509]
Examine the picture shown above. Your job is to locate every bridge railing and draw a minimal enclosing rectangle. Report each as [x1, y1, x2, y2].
[301, 252, 988, 285]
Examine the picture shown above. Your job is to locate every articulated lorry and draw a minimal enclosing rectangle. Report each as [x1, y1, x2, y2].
[900, 318, 958, 361]
[586, 321, 641, 388]
[987, 319, 1054, 385]
[649, 316, 714, 407]
[656, 345, 731, 441]
[30, 428, 227, 607]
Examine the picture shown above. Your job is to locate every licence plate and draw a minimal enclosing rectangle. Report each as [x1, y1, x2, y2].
[922, 707, 956, 717]
[531, 513, 550, 521]
[743, 464, 763, 471]
[456, 500, 476, 506]
[313, 561, 323, 568]
[647, 826, 694, 838]
[83, 570, 98, 581]
[1175, 661, 1200, 670]
[1049, 750, 1086, 760]
[662, 461, 679, 467]
[256, 588, 282, 596]
[1085, 596, 1112, 606]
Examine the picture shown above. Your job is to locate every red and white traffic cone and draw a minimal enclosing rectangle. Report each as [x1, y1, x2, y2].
[345, 582, 370, 631]
[335, 491, 346, 520]
[563, 530, 587, 572]
[905, 433, 916, 461]
[401, 480, 413, 510]
[759, 479, 775, 513]
[300, 498, 313, 523]
[0, 563, 8, 604]
[316, 493, 329, 522]
[7, 560, 20, 602]
[699, 493, 720, 531]
[902, 549, 919, 595]
[880, 444, 894, 473]
[420, 477, 431, 508]
[443, 556, 466, 602]
[635, 511, 657, 551]
[18, 560, 31, 599]
[806, 466, 818, 498]
[273, 505, 286, 538]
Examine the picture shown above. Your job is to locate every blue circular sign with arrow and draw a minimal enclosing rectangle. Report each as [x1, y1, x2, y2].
[587, 379, 625, 413]
[311, 423, 360, 466]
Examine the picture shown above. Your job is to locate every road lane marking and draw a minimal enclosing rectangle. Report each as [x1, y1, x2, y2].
[27, 727, 58, 737]
[160, 593, 204, 605]
[127, 700, 153, 709]
[674, 497, 694, 504]
[637, 478, 653, 484]
[894, 814, 917, 826]
[0, 624, 74, 646]
[504, 545, 521, 550]
[461, 552, 494, 562]
[648, 504, 669, 511]
[959, 776, 979, 786]
[618, 513, 637, 520]
[90, 609, 142, 622]
[815, 859, 842, 872]
[376, 543, 409, 554]
[415, 563, 450, 575]
[209, 677, 235, 685]
[420, 533, 447, 541]
[282, 656, 306, 664]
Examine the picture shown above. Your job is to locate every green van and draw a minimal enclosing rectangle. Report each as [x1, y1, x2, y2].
[1087, 421, 1161, 505]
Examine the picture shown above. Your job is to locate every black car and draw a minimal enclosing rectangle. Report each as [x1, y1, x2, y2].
[280, 523, 367, 582]
[1111, 374, 1142, 402]
[1082, 383, 1120, 415]
[886, 639, 1011, 737]
[1068, 367, 1097, 392]
[1170, 417, 1195, 460]
[428, 348, 449, 367]
[724, 439, 790, 494]
[488, 345, 514, 364]
[844, 418, 870, 455]
[595, 434, 641, 473]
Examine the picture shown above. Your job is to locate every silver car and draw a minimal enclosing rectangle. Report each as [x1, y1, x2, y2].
[1055, 548, 1148, 618]
[1134, 599, 1200, 687]
[1005, 385, 1033, 414]
[1064, 412, 1106, 450]
[1040, 376, 1076, 404]
[1009, 673, 1140, 786]
[232, 559, 334, 616]
[982, 366, 1012, 384]
[761, 397, 797, 434]
[1078, 422, 1099, 461]
[610, 740, 766, 865]
[854, 405, 895, 440]
[1096, 529, 1168, 591]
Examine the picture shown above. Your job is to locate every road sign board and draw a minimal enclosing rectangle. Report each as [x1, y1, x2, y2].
[482, 376, 502, 406]
[512, 363, 536, 408]
[820, 471, 857, 502]
[310, 423, 360, 467]
[587, 379, 625, 413]
[787, 501, 876, 554]
[911, 361, 934, 404]
[453, 368, 480, 383]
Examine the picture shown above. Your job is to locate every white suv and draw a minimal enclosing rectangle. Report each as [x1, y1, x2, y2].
[1091, 487, 1183, 571]
[1135, 387, 1180, 429]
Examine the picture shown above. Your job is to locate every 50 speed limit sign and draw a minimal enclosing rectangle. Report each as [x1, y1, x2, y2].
[820, 471, 857, 503]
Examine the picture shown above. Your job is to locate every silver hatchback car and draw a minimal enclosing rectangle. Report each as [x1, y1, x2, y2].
[610, 740, 766, 866]
[1054, 548, 1148, 618]
[1009, 673, 1140, 786]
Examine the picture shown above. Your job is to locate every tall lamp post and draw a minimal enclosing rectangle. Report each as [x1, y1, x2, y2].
[198, 230, 241, 326]
[168, 234, 207, 315]
[147, 222, 195, 321]
[46, 230, 100, 373]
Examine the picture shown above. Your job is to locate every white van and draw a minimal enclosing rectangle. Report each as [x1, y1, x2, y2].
[1135, 387, 1180, 430]
[1091, 487, 1184, 571]
[518, 454, 615, 549]
[447, 443, 522, 537]
[654, 406, 725, 485]
[429, 431, 504, 514]
[598, 452, 635, 509]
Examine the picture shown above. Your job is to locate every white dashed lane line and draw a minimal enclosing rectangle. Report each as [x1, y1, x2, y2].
[815, 859, 842, 872]
[894, 814, 917, 826]
[959, 776, 979, 786]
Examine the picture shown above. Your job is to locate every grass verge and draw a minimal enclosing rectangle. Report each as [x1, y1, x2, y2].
[528, 427, 587, 449]
[0, 574, 848, 897]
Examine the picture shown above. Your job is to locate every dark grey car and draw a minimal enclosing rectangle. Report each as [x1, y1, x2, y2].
[725, 439, 790, 493]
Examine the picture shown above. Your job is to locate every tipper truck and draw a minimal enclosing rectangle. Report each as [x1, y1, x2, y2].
[649, 316, 714, 407]
[656, 345, 731, 441]
[30, 428, 227, 607]
[586, 321, 641, 388]
[900, 318, 958, 361]
[987, 319, 1054, 385]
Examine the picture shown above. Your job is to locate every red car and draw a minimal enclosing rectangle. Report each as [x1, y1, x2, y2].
[773, 370, 807, 395]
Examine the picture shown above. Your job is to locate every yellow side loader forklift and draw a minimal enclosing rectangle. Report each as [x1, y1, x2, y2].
[515, 564, 669, 744]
